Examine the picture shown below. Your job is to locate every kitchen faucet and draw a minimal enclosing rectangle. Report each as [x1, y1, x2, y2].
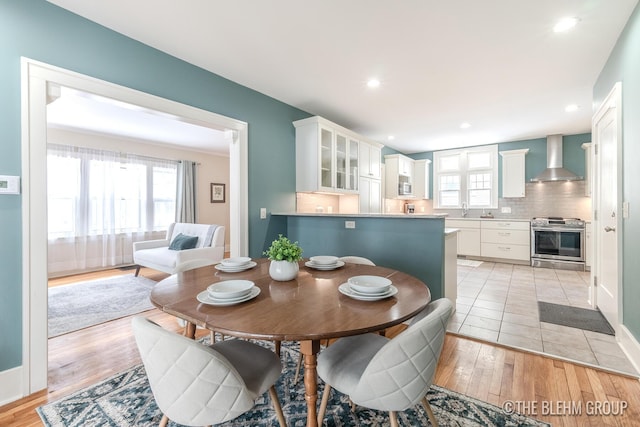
[461, 202, 468, 217]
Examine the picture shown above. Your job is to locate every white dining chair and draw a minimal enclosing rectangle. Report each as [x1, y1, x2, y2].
[132, 316, 287, 427]
[316, 298, 453, 427]
[338, 255, 376, 266]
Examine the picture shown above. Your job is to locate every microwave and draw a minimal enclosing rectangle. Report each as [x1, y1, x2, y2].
[398, 182, 412, 196]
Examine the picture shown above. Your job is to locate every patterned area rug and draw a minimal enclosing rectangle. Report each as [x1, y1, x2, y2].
[38, 340, 549, 426]
[48, 274, 156, 338]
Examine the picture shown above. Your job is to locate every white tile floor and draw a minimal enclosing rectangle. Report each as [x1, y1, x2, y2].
[450, 260, 639, 376]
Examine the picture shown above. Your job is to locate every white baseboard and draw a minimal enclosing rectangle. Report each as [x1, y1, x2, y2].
[618, 325, 640, 374]
[0, 366, 24, 406]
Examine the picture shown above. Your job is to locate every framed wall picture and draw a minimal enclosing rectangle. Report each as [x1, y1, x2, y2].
[210, 183, 225, 203]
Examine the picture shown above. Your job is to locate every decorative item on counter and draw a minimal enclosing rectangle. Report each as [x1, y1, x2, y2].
[264, 234, 303, 281]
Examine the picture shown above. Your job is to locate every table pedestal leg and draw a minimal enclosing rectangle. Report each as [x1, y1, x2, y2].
[184, 322, 196, 339]
[300, 340, 321, 427]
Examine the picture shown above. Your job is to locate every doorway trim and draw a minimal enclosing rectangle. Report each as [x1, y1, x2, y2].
[20, 58, 249, 395]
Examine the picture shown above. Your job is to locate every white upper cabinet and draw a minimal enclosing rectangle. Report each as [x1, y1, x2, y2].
[499, 149, 529, 198]
[384, 154, 415, 198]
[413, 159, 431, 199]
[294, 116, 363, 193]
[359, 141, 382, 179]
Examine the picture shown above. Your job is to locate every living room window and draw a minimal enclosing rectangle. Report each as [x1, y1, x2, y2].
[47, 144, 178, 239]
[433, 145, 498, 209]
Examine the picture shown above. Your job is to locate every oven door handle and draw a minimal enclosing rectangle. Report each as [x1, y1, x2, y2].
[531, 227, 585, 232]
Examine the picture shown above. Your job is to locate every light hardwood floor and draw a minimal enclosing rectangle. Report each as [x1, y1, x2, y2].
[1, 268, 639, 426]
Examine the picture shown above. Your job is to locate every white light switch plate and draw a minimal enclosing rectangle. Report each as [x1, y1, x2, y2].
[260, 208, 267, 219]
[501, 207, 511, 213]
[0, 175, 20, 194]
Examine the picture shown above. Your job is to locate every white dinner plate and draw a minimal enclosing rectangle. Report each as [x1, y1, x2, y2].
[215, 261, 257, 273]
[197, 287, 260, 306]
[305, 260, 345, 271]
[221, 256, 252, 267]
[309, 255, 339, 265]
[347, 275, 392, 294]
[338, 283, 398, 301]
[207, 280, 254, 299]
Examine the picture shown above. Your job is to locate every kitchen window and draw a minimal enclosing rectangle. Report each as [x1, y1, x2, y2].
[433, 145, 498, 209]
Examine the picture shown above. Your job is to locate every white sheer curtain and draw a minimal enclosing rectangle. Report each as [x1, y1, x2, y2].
[175, 160, 197, 223]
[47, 144, 178, 275]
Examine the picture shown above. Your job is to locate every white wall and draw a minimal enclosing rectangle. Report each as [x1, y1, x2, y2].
[47, 128, 230, 247]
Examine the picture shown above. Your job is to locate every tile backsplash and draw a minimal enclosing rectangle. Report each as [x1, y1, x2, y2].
[432, 181, 591, 220]
[297, 181, 591, 221]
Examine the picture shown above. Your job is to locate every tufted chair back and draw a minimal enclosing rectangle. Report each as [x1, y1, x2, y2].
[351, 298, 453, 410]
[132, 317, 282, 426]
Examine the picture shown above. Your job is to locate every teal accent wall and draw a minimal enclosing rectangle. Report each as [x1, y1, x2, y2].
[0, 0, 310, 371]
[594, 2, 640, 342]
[284, 215, 446, 299]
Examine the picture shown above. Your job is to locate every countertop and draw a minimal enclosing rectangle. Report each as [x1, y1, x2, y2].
[272, 212, 448, 219]
[444, 217, 532, 222]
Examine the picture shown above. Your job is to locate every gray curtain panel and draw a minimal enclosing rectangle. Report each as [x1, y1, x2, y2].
[176, 160, 197, 223]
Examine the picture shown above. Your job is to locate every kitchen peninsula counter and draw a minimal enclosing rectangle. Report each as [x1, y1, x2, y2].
[272, 212, 448, 219]
[271, 212, 447, 299]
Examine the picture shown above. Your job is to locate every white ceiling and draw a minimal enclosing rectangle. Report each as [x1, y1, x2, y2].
[47, 0, 638, 154]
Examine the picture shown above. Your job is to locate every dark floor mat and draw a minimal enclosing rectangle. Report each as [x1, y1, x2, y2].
[538, 301, 615, 336]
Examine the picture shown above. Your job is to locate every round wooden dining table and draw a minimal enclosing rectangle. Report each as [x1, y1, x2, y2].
[149, 258, 431, 427]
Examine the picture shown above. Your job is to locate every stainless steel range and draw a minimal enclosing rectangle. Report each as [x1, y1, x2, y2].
[531, 217, 585, 271]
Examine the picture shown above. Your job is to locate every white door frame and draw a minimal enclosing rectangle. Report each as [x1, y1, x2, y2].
[591, 81, 623, 332]
[19, 58, 249, 395]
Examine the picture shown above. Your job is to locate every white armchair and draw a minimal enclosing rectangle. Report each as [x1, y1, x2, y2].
[133, 222, 225, 276]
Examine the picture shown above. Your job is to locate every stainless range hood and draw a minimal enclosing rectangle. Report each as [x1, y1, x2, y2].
[530, 135, 583, 182]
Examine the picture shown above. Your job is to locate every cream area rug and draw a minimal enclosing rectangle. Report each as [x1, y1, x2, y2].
[48, 274, 156, 338]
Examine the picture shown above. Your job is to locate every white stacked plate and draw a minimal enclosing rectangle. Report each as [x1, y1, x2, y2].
[339, 275, 397, 301]
[197, 279, 260, 306]
[215, 257, 257, 272]
[305, 255, 344, 270]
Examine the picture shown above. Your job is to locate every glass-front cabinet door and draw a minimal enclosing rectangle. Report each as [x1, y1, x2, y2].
[348, 138, 359, 191]
[335, 133, 347, 190]
[320, 127, 334, 189]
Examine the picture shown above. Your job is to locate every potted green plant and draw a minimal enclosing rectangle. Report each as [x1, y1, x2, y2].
[264, 234, 303, 281]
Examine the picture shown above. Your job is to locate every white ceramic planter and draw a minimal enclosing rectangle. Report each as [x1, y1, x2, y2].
[269, 260, 299, 281]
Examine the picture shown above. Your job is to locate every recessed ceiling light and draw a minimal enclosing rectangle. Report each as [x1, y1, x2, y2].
[387, 135, 395, 141]
[460, 122, 471, 129]
[367, 78, 381, 88]
[554, 17, 579, 33]
[565, 104, 580, 112]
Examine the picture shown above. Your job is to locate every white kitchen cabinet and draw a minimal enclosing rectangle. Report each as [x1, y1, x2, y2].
[446, 219, 481, 257]
[359, 176, 381, 214]
[413, 159, 431, 199]
[384, 154, 415, 199]
[359, 141, 382, 179]
[480, 220, 530, 262]
[294, 116, 359, 193]
[499, 149, 529, 198]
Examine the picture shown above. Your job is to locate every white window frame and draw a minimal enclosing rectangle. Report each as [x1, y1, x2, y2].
[433, 144, 498, 209]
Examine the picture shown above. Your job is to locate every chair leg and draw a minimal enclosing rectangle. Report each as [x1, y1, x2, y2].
[269, 385, 287, 427]
[159, 414, 169, 427]
[389, 411, 399, 427]
[134, 265, 141, 277]
[293, 353, 303, 384]
[317, 384, 332, 425]
[421, 397, 438, 427]
[274, 340, 281, 358]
